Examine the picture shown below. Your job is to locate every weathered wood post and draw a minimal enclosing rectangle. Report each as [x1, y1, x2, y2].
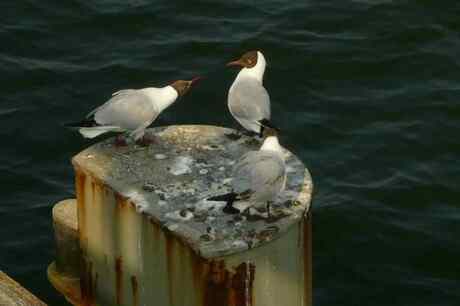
[0, 271, 47, 306]
[50, 125, 313, 306]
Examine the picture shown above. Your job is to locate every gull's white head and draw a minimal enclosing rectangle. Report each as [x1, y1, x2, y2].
[227, 50, 266, 80]
[260, 127, 283, 154]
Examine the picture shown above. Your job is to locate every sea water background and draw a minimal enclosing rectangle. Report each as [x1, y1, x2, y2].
[1, 1, 459, 305]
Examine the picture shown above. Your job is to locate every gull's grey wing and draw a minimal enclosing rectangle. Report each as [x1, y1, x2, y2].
[228, 77, 271, 122]
[93, 90, 159, 131]
[232, 151, 285, 197]
[86, 89, 135, 118]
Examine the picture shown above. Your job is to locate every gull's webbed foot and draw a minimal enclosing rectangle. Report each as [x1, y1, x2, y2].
[136, 134, 156, 147]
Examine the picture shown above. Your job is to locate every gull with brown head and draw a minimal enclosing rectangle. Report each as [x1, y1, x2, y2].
[227, 50, 277, 138]
[65, 77, 201, 146]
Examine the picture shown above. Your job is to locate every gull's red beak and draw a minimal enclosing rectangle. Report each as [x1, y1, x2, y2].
[190, 76, 203, 85]
[226, 59, 243, 67]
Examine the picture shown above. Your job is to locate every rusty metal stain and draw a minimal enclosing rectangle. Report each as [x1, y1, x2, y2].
[75, 169, 86, 241]
[91, 181, 96, 205]
[230, 263, 255, 306]
[130, 275, 139, 306]
[303, 213, 312, 306]
[75, 169, 95, 306]
[148, 218, 257, 306]
[80, 260, 96, 306]
[48, 262, 82, 306]
[115, 256, 123, 305]
[204, 260, 228, 305]
[202, 260, 255, 306]
[115, 192, 129, 210]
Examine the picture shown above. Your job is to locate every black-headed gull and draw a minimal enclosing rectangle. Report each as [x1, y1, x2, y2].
[66, 78, 200, 146]
[227, 50, 277, 137]
[207, 128, 286, 218]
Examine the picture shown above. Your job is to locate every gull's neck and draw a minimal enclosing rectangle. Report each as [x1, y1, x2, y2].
[142, 86, 178, 112]
[260, 136, 283, 156]
[234, 51, 266, 84]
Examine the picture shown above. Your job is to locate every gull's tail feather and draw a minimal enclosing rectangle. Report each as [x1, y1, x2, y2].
[79, 126, 124, 139]
[207, 192, 240, 214]
[64, 118, 123, 139]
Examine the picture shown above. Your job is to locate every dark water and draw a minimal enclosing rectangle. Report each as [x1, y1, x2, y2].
[1, 1, 459, 305]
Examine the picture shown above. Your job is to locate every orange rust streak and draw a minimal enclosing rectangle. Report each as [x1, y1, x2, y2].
[230, 263, 255, 306]
[131, 275, 139, 306]
[80, 260, 96, 306]
[148, 214, 258, 306]
[203, 260, 229, 306]
[91, 181, 97, 206]
[115, 256, 123, 305]
[303, 212, 313, 306]
[115, 192, 130, 210]
[75, 170, 96, 306]
[202, 261, 255, 306]
[75, 169, 86, 240]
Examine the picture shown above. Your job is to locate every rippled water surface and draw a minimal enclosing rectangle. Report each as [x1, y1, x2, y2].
[1, 1, 459, 305]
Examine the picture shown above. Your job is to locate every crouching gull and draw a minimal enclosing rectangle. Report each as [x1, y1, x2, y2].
[207, 128, 286, 219]
[66, 78, 201, 146]
[227, 50, 277, 138]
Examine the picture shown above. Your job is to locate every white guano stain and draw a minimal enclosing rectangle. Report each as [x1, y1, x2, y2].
[169, 156, 194, 175]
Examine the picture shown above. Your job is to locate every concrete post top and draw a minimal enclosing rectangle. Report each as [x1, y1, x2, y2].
[72, 125, 313, 258]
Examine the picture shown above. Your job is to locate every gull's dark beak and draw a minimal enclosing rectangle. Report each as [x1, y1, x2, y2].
[226, 59, 243, 67]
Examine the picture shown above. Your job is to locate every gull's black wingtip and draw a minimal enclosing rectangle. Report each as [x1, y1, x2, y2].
[62, 118, 98, 129]
[207, 192, 240, 214]
[259, 119, 280, 131]
[207, 192, 237, 202]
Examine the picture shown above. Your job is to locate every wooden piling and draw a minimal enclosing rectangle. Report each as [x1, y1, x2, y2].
[0, 270, 47, 306]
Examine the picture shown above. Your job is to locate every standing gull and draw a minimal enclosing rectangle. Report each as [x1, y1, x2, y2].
[227, 50, 276, 137]
[207, 128, 286, 218]
[66, 78, 200, 146]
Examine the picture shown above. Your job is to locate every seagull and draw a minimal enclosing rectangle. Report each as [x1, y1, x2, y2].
[65, 78, 201, 146]
[207, 128, 286, 218]
[226, 50, 277, 137]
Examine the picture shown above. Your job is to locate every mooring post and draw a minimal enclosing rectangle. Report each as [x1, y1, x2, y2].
[50, 125, 313, 306]
[48, 199, 81, 305]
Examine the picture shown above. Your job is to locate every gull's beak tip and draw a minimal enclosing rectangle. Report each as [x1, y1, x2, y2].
[190, 76, 203, 85]
[226, 60, 241, 67]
